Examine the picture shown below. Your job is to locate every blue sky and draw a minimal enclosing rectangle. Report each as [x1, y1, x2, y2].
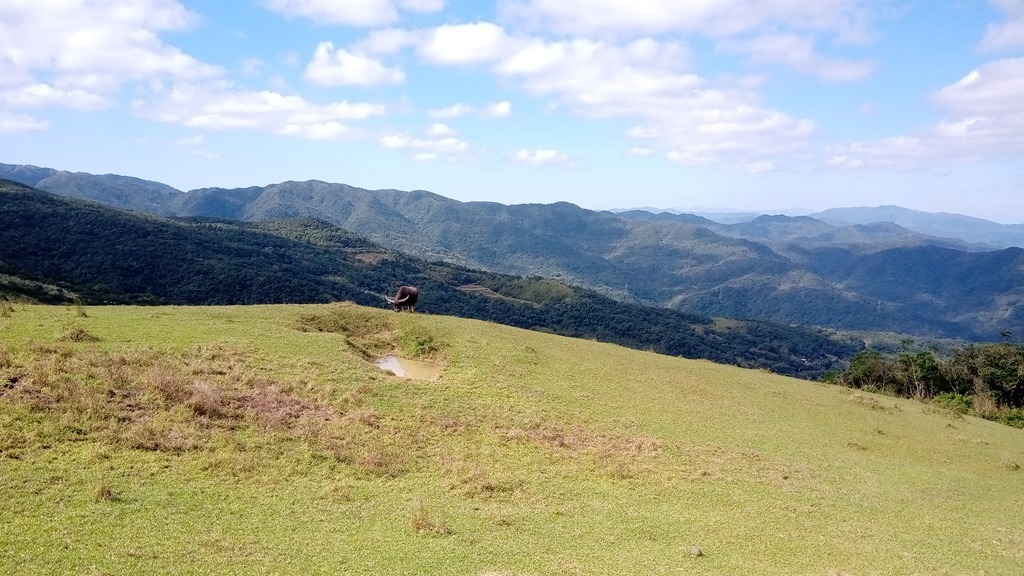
[2, 1, 1024, 222]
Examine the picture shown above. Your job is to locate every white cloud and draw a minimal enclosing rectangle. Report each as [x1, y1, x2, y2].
[418, 22, 509, 65]
[263, 0, 397, 27]
[426, 101, 511, 119]
[170, 134, 205, 145]
[0, 111, 48, 133]
[347, 20, 818, 168]
[0, 0, 222, 126]
[496, 37, 698, 106]
[240, 58, 264, 76]
[499, 0, 873, 41]
[266, 0, 443, 25]
[0, 0, 219, 83]
[380, 121, 471, 160]
[493, 36, 813, 164]
[629, 147, 656, 157]
[426, 122, 456, 136]
[481, 101, 512, 118]
[399, 0, 445, 11]
[933, 58, 1024, 116]
[359, 20, 817, 167]
[0, 59, 31, 88]
[280, 51, 303, 68]
[0, 83, 109, 110]
[132, 81, 386, 139]
[826, 154, 864, 169]
[280, 121, 352, 140]
[828, 58, 1024, 168]
[513, 148, 570, 166]
[427, 103, 473, 118]
[305, 42, 405, 87]
[379, 132, 469, 158]
[980, 0, 1024, 52]
[355, 28, 422, 55]
[717, 33, 874, 82]
[732, 160, 776, 173]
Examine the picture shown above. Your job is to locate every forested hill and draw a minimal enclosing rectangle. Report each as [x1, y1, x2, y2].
[159, 180, 1024, 340]
[0, 180, 859, 378]
[4, 162, 1023, 341]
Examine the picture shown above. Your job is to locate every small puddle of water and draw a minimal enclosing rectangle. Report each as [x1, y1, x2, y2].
[374, 356, 440, 380]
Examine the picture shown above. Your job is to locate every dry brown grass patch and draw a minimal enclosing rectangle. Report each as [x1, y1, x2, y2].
[94, 481, 120, 502]
[353, 252, 390, 264]
[922, 405, 965, 420]
[410, 499, 452, 536]
[0, 343, 348, 455]
[444, 458, 521, 499]
[498, 421, 666, 479]
[847, 392, 901, 413]
[1, 340, 436, 478]
[57, 325, 98, 343]
[123, 411, 208, 452]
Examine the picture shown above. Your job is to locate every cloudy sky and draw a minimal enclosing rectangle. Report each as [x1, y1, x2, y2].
[2, 1, 1023, 222]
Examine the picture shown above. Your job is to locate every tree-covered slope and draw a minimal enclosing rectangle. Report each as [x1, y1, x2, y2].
[140, 181, 1024, 339]
[5, 163, 1023, 340]
[0, 180, 858, 377]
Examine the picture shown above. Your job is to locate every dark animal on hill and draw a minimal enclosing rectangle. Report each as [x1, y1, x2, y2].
[385, 285, 419, 312]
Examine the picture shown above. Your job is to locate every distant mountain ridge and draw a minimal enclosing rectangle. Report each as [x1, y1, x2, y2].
[623, 204, 1024, 248]
[0, 163, 182, 216]
[3, 162, 1023, 340]
[810, 205, 1024, 249]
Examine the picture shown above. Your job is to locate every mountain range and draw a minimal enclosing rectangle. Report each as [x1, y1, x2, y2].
[0, 178, 859, 378]
[3, 162, 1023, 341]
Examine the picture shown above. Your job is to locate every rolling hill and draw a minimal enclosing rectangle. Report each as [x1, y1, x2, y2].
[0, 304, 1021, 575]
[0, 179, 857, 378]
[3, 162, 1023, 340]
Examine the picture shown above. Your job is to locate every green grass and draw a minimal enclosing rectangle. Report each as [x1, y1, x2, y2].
[1, 303, 1022, 575]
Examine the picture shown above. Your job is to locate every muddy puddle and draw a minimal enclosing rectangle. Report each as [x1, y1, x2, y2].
[374, 356, 440, 380]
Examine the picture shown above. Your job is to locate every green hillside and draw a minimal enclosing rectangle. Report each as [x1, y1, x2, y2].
[1, 304, 1021, 575]
[0, 180, 858, 378]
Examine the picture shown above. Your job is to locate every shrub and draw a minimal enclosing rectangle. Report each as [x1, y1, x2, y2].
[993, 408, 1024, 429]
[931, 393, 972, 415]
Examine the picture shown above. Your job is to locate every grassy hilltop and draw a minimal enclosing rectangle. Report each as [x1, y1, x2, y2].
[1, 304, 1022, 575]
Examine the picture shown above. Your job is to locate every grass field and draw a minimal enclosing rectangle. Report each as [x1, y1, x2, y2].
[1, 303, 1022, 575]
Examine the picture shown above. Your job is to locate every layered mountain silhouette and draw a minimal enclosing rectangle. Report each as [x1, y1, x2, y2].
[3, 162, 1023, 340]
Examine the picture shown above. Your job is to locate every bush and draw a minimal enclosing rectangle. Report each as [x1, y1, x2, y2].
[931, 393, 972, 415]
[993, 408, 1024, 429]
